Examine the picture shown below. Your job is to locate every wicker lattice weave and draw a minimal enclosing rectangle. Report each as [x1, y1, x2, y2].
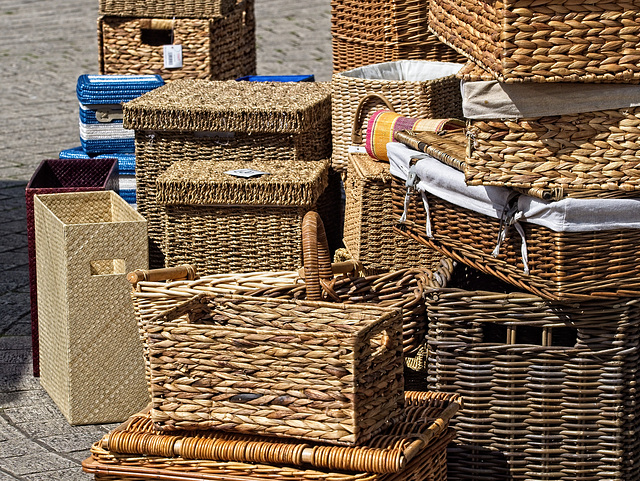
[99, 0, 236, 18]
[429, 0, 640, 83]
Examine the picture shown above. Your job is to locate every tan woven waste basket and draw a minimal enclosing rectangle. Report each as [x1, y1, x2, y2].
[33, 191, 149, 425]
[123, 79, 332, 267]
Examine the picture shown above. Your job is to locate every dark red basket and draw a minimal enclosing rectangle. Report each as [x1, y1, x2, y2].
[25, 158, 118, 376]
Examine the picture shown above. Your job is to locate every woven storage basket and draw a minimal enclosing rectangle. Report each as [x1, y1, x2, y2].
[156, 158, 330, 274]
[388, 140, 640, 301]
[331, 61, 463, 174]
[26, 158, 118, 378]
[344, 152, 444, 274]
[461, 63, 640, 195]
[425, 265, 640, 481]
[83, 391, 459, 480]
[123, 78, 332, 268]
[98, 0, 255, 82]
[99, 0, 236, 18]
[33, 191, 149, 425]
[429, 0, 640, 83]
[331, 0, 467, 73]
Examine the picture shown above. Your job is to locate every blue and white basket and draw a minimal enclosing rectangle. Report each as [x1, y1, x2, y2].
[59, 147, 137, 208]
[77, 74, 164, 155]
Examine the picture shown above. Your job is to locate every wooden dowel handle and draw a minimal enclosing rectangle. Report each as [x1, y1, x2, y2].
[127, 265, 197, 286]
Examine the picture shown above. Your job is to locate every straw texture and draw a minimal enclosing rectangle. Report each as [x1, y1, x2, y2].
[343, 152, 444, 273]
[33, 191, 149, 425]
[429, 0, 640, 83]
[426, 265, 640, 481]
[98, 0, 256, 82]
[331, 0, 467, 72]
[143, 293, 404, 444]
[99, 0, 236, 18]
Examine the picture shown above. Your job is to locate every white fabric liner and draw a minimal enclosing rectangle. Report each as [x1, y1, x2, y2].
[387, 142, 640, 233]
[79, 121, 134, 140]
[340, 60, 464, 82]
[118, 176, 136, 191]
[462, 79, 640, 119]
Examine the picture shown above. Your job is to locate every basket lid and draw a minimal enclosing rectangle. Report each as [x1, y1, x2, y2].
[156, 158, 330, 207]
[76, 74, 164, 105]
[122, 79, 331, 133]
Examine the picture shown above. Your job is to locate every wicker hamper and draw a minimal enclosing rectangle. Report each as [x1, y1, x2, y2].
[33, 191, 148, 425]
[98, 0, 255, 82]
[99, 0, 236, 18]
[429, 0, 640, 83]
[123, 78, 332, 268]
[26, 158, 118, 377]
[425, 265, 640, 481]
[156, 158, 331, 274]
[82, 391, 460, 480]
[388, 140, 640, 301]
[331, 60, 463, 174]
[331, 0, 467, 73]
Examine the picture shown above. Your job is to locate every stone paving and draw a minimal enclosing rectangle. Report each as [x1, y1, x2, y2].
[0, 1, 331, 479]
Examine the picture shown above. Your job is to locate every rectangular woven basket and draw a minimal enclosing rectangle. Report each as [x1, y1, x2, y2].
[82, 391, 459, 480]
[99, 0, 236, 18]
[142, 293, 404, 445]
[98, 0, 255, 81]
[428, 0, 640, 83]
[425, 265, 640, 481]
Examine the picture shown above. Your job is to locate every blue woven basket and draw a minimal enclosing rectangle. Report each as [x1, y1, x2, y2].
[76, 74, 164, 104]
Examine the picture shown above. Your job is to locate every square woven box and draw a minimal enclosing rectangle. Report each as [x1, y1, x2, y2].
[123, 78, 332, 267]
[156, 158, 331, 274]
[99, 0, 236, 18]
[429, 0, 640, 83]
[143, 293, 404, 445]
[98, 0, 255, 82]
[26, 158, 118, 377]
[34, 191, 149, 425]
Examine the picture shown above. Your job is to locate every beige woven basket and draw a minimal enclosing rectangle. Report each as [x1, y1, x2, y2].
[98, 0, 255, 81]
[331, 61, 464, 174]
[429, 0, 640, 83]
[99, 0, 236, 18]
[33, 191, 149, 425]
[123, 79, 332, 268]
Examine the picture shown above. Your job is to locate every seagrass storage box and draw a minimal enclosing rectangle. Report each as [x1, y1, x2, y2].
[142, 293, 404, 444]
[83, 391, 460, 480]
[344, 152, 443, 273]
[425, 265, 640, 481]
[99, 0, 236, 18]
[33, 191, 149, 425]
[26, 158, 118, 377]
[331, 0, 467, 73]
[331, 60, 464, 174]
[429, 0, 640, 83]
[98, 0, 255, 82]
[461, 63, 640, 195]
[388, 141, 640, 301]
[123, 79, 332, 267]
[156, 158, 330, 274]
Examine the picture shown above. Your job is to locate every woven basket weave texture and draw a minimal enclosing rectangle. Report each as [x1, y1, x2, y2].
[99, 0, 236, 18]
[33, 191, 149, 425]
[98, 0, 255, 81]
[144, 293, 404, 445]
[429, 0, 640, 83]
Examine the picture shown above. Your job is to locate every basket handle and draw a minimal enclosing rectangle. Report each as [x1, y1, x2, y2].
[127, 265, 198, 288]
[351, 93, 396, 145]
[301, 211, 337, 301]
[138, 18, 174, 30]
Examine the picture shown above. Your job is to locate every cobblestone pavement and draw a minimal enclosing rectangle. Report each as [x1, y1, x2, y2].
[0, 1, 331, 479]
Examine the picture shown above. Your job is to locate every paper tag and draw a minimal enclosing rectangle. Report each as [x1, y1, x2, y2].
[348, 145, 367, 154]
[163, 45, 183, 69]
[224, 169, 270, 178]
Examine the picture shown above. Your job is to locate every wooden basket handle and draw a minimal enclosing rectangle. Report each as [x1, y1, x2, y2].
[301, 211, 335, 301]
[127, 265, 198, 288]
[351, 93, 396, 144]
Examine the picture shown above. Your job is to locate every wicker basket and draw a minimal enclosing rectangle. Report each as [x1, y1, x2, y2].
[429, 0, 640, 83]
[83, 391, 459, 480]
[426, 265, 640, 481]
[331, 0, 467, 73]
[99, 0, 236, 18]
[98, 0, 255, 82]
[389, 140, 640, 301]
[331, 61, 463, 174]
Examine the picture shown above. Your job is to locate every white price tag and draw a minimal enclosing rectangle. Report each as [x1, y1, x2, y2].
[163, 45, 183, 69]
[224, 169, 270, 179]
[348, 145, 367, 154]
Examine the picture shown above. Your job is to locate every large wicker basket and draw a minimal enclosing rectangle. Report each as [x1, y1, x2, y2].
[331, 0, 466, 73]
[98, 0, 255, 81]
[99, 0, 236, 18]
[429, 0, 640, 83]
[426, 265, 640, 481]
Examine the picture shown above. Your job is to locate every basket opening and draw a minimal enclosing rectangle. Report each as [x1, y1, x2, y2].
[141, 29, 172, 47]
[481, 323, 577, 347]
